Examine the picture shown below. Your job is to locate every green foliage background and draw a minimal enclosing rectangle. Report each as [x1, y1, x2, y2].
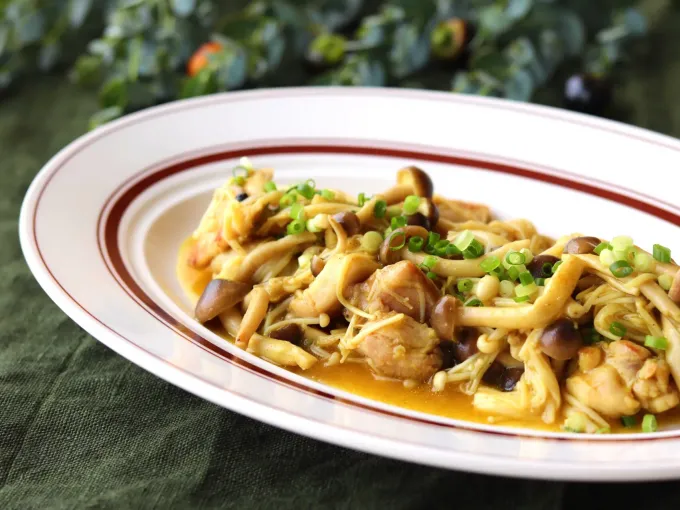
[0, 1, 651, 128]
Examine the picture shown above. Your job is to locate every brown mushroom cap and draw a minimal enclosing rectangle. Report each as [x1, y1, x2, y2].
[195, 279, 251, 323]
[526, 254, 560, 279]
[332, 211, 361, 237]
[452, 328, 479, 363]
[564, 236, 601, 255]
[539, 318, 583, 360]
[379, 225, 429, 265]
[430, 295, 458, 341]
[269, 323, 302, 345]
[407, 198, 439, 230]
[499, 367, 524, 392]
[396, 166, 434, 198]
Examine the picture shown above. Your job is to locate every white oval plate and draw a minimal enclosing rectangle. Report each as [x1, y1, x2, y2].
[19, 88, 680, 481]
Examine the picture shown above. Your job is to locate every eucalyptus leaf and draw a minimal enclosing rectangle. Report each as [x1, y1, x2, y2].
[504, 68, 534, 101]
[506, 0, 533, 21]
[478, 5, 513, 38]
[537, 29, 562, 82]
[16, 11, 45, 45]
[99, 75, 128, 108]
[38, 42, 61, 71]
[470, 49, 507, 79]
[390, 22, 431, 79]
[68, 0, 93, 28]
[0, 24, 8, 58]
[622, 8, 646, 37]
[170, 0, 196, 18]
[556, 9, 585, 56]
[72, 55, 103, 86]
[89, 106, 123, 131]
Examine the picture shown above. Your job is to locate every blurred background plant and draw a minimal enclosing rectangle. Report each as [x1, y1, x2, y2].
[0, 0, 655, 129]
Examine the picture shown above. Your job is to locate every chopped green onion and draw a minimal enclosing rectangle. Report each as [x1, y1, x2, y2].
[653, 244, 672, 263]
[232, 166, 250, 179]
[480, 256, 501, 273]
[645, 335, 668, 350]
[564, 413, 587, 433]
[445, 244, 462, 257]
[279, 193, 297, 207]
[610, 260, 633, 278]
[594, 242, 611, 255]
[457, 279, 474, 293]
[426, 271, 438, 280]
[515, 283, 537, 298]
[609, 321, 626, 337]
[519, 271, 534, 286]
[403, 195, 421, 215]
[320, 189, 335, 200]
[361, 231, 383, 252]
[421, 255, 438, 270]
[659, 273, 673, 291]
[453, 230, 474, 251]
[290, 202, 305, 220]
[427, 232, 441, 249]
[388, 231, 406, 251]
[520, 248, 534, 264]
[535, 278, 546, 286]
[463, 239, 484, 259]
[408, 236, 424, 252]
[434, 240, 450, 256]
[515, 283, 538, 298]
[505, 251, 526, 266]
[263, 181, 277, 192]
[305, 179, 316, 188]
[514, 296, 530, 303]
[621, 416, 636, 428]
[642, 414, 658, 433]
[390, 216, 407, 229]
[582, 328, 602, 345]
[373, 200, 387, 218]
[540, 262, 553, 277]
[499, 280, 515, 298]
[358, 193, 367, 206]
[507, 266, 520, 281]
[306, 216, 324, 233]
[296, 183, 316, 200]
[286, 220, 306, 235]
[595, 427, 611, 434]
[464, 298, 483, 307]
[633, 252, 654, 273]
[232, 176, 246, 186]
[611, 235, 633, 251]
[599, 249, 616, 267]
[238, 156, 253, 170]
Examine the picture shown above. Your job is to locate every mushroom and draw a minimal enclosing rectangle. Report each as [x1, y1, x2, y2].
[310, 255, 326, 277]
[526, 254, 560, 279]
[331, 211, 361, 236]
[500, 367, 524, 392]
[379, 225, 429, 265]
[195, 279, 251, 323]
[430, 295, 458, 341]
[406, 198, 440, 231]
[539, 318, 583, 360]
[564, 236, 601, 255]
[397, 166, 434, 198]
[669, 270, 680, 303]
[269, 323, 302, 345]
[452, 328, 479, 362]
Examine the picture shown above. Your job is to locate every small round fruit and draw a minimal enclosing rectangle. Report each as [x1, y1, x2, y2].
[563, 73, 612, 115]
[187, 42, 223, 77]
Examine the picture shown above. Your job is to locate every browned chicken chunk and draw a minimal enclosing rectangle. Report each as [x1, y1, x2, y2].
[349, 260, 440, 323]
[357, 314, 442, 381]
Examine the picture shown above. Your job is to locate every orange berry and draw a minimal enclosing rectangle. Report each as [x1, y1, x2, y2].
[187, 42, 223, 76]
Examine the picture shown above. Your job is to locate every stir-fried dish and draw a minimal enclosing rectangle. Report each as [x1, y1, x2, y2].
[179, 157, 680, 434]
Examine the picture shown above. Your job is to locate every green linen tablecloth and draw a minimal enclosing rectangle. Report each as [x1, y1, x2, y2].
[3, 9, 680, 510]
